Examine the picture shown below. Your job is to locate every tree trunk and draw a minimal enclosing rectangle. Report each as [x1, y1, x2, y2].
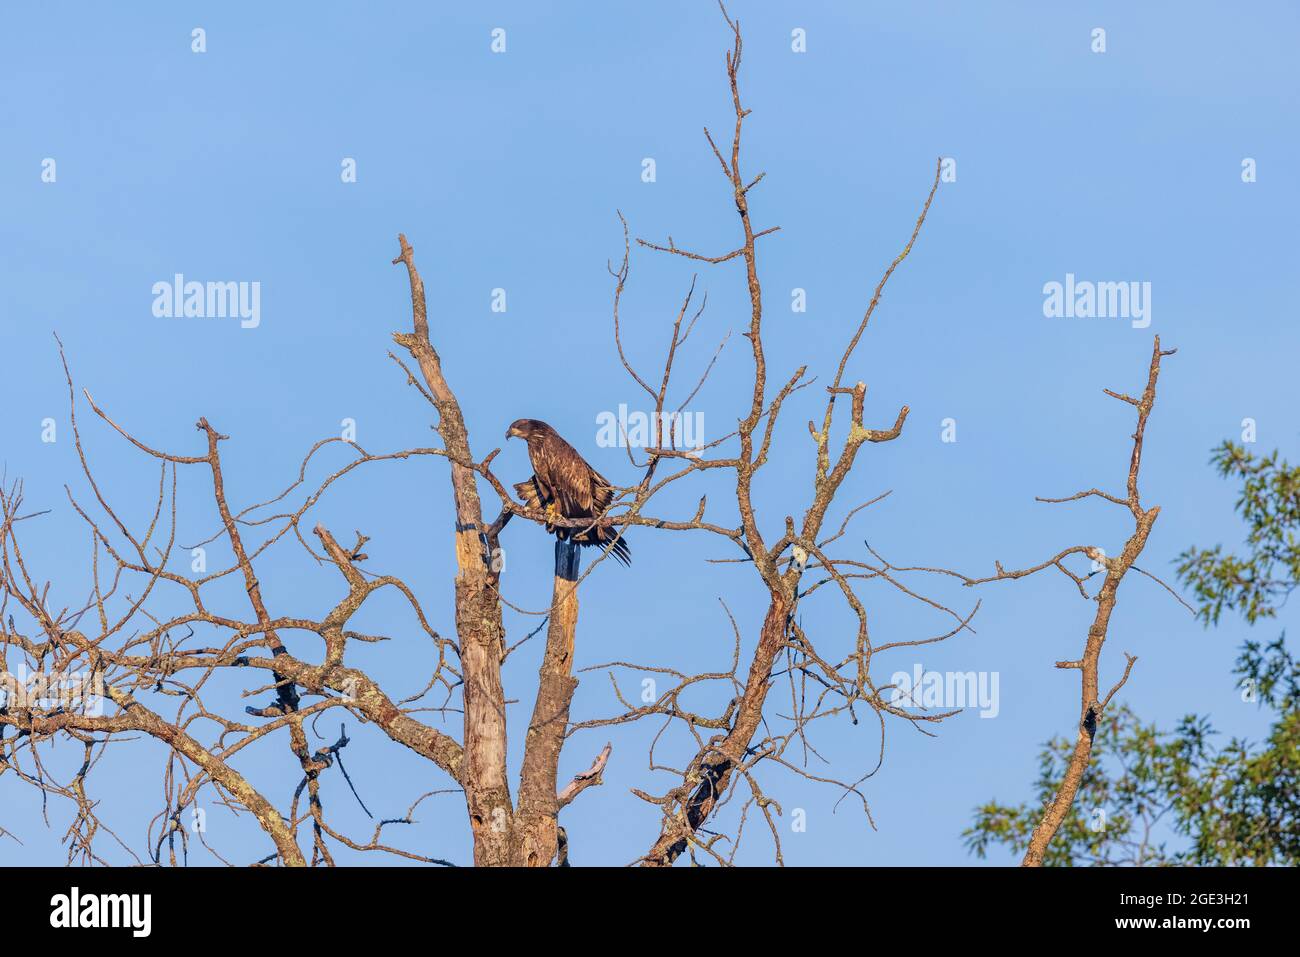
[643, 592, 789, 866]
[513, 541, 582, 866]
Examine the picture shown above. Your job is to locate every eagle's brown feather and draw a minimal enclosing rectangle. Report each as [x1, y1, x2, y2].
[506, 419, 630, 566]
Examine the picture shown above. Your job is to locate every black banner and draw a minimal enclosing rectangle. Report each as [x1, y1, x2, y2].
[8, 864, 1282, 943]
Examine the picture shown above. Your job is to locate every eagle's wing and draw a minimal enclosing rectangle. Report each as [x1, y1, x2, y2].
[589, 469, 616, 514]
[523, 428, 630, 565]
[587, 469, 630, 565]
[535, 433, 595, 517]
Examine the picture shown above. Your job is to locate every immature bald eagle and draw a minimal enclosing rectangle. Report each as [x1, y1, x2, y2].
[505, 418, 630, 566]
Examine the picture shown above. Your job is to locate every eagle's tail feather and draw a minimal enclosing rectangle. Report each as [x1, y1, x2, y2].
[578, 531, 631, 567]
[514, 478, 543, 510]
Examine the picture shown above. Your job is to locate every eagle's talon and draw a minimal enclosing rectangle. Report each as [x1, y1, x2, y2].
[544, 502, 562, 524]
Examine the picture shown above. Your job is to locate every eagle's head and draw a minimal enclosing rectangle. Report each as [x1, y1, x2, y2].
[505, 418, 552, 442]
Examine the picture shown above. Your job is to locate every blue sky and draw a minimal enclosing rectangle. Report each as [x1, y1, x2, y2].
[1, 1, 1297, 866]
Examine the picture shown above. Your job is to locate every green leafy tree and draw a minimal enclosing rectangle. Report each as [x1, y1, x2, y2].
[965, 442, 1300, 866]
[1178, 442, 1300, 626]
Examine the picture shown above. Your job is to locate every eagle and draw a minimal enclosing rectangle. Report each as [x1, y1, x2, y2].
[505, 418, 630, 566]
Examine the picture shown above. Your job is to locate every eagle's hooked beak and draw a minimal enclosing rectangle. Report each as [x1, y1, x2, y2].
[505, 426, 520, 440]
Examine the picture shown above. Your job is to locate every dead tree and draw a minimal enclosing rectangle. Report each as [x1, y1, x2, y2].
[0, 7, 1138, 868]
[887, 337, 1187, 865]
[380, 7, 970, 866]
